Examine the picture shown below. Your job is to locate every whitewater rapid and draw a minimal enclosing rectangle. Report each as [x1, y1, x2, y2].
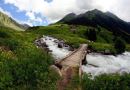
[40, 36, 71, 60]
[40, 36, 130, 77]
[82, 52, 130, 77]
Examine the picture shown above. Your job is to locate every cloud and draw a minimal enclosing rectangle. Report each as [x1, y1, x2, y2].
[110, 0, 130, 22]
[26, 12, 35, 20]
[4, 0, 130, 25]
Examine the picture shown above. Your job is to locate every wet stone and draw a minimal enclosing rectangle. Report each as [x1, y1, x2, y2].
[58, 43, 63, 48]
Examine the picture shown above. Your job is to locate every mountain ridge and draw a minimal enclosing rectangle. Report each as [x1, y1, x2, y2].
[0, 11, 29, 31]
[59, 9, 130, 35]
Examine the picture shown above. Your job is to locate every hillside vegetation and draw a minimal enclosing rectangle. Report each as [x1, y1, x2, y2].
[59, 9, 130, 43]
[0, 12, 25, 31]
[0, 26, 59, 90]
[28, 24, 130, 53]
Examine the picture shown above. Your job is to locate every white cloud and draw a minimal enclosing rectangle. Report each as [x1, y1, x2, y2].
[26, 12, 35, 20]
[26, 12, 44, 24]
[4, 0, 130, 24]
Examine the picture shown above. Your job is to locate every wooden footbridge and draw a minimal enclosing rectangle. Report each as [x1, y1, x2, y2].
[51, 44, 88, 90]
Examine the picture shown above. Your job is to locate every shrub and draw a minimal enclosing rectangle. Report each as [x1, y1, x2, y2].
[0, 31, 10, 38]
[114, 37, 126, 54]
[82, 74, 130, 90]
[87, 29, 97, 41]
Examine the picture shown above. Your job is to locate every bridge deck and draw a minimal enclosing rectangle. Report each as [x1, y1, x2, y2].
[58, 44, 87, 67]
[56, 44, 88, 90]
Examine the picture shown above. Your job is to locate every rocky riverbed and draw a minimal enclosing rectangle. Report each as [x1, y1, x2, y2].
[35, 36, 73, 60]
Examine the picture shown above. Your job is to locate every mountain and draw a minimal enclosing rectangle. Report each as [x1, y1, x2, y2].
[21, 24, 30, 29]
[59, 9, 130, 35]
[59, 13, 76, 23]
[0, 11, 27, 31]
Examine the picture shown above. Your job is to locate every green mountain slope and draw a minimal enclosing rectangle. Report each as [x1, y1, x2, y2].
[0, 12, 26, 31]
[59, 13, 76, 23]
[59, 9, 130, 34]
[58, 9, 130, 43]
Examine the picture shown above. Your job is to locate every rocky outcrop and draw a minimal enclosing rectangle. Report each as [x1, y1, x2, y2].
[50, 65, 62, 77]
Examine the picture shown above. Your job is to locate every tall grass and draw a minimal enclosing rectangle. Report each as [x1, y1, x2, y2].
[0, 26, 59, 90]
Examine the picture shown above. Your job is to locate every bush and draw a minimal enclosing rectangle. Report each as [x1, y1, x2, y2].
[114, 37, 126, 54]
[82, 74, 130, 90]
[87, 29, 97, 41]
[0, 31, 10, 38]
[0, 45, 59, 90]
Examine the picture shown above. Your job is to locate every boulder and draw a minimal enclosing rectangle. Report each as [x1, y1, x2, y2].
[42, 42, 48, 47]
[58, 43, 63, 48]
[64, 45, 70, 50]
[54, 40, 59, 43]
[69, 47, 74, 51]
[104, 49, 111, 55]
[50, 65, 62, 77]
[35, 39, 41, 46]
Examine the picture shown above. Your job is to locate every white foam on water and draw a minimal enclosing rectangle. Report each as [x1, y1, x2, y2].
[41, 36, 71, 60]
[82, 52, 130, 77]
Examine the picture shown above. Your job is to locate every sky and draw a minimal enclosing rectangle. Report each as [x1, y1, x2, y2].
[0, 0, 130, 26]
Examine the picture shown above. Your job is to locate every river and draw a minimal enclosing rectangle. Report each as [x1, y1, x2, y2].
[82, 52, 130, 78]
[38, 36, 130, 77]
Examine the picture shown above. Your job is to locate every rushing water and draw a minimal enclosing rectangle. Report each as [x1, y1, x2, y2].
[41, 36, 130, 77]
[41, 36, 71, 60]
[82, 52, 130, 77]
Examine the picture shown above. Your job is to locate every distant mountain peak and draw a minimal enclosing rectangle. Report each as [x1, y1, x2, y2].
[58, 9, 130, 34]
[67, 13, 76, 16]
[59, 12, 76, 23]
[85, 9, 103, 15]
[90, 9, 102, 13]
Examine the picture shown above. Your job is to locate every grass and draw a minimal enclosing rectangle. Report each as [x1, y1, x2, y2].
[82, 73, 130, 90]
[28, 24, 89, 48]
[126, 44, 130, 51]
[0, 26, 59, 90]
[28, 24, 127, 52]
